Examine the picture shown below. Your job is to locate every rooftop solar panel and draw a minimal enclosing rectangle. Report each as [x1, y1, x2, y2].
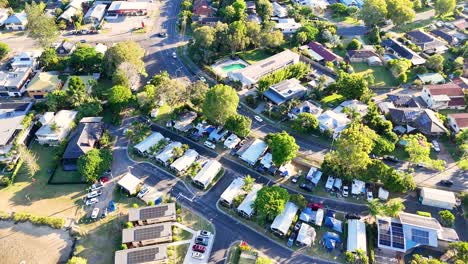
[134, 225, 165, 241]
[139, 205, 168, 220]
[378, 219, 392, 246]
[127, 247, 159, 264]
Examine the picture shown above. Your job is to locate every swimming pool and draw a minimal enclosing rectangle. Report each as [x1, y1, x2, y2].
[221, 63, 246, 73]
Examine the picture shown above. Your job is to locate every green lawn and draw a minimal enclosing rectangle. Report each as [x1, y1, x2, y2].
[238, 49, 273, 64]
[168, 244, 189, 264]
[179, 207, 214, 233]
[393, 17, 436, 33]
[331, 15, 361, 25]
[320, 93, 345, 107]
[50, 166, 83, 184]
[351, 62, 398, 86]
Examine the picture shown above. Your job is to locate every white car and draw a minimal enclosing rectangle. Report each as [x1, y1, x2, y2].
[91, 182, 104, 191]
[432, 140, 440, 152]
[367, 191, 374, 202]
[192, 252, 204, 259]
[342, 186, 349, 197]
[86, 197, 99, 206]
[204, 140, 215, 149]
[87, 189, 102, 199]
[137, 185, 149, 198]
[91, 208, 100, 219]
[172, 52, 177, 59]
[254, 115, 263, 122]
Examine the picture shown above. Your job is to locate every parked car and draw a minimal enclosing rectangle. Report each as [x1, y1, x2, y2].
[100, 176, 110, 183]
[192, 244, 206, 253]
[198, 76, 206, 82]
[291, 176, 299, 184]
[87, 189, 103, 199]
[254, 115, 263, 122]
[101, 207, 108, 218]
[192, 252, 204, 259]
[158, 32, 167, 37]
[438, 180, 453, 187]
[383, 155, 399, 163]
[189, 132, 202, 141]
[345, 213, 361, 220]
[199, 230, 211, 237]
[432, 140, 440, 152]
[137, 186, 149, 198]
[342, 186, 349, 197]
[307, 202, 324, 210]
[172, 52, 177, 59]
[195, 236, 209, 246]
[91, 208, 100, 219]
[293, 222, 301, 231]
[367, 191, 374, 202]
[256, 166, 266, 174]
[287, 232, 296, 247]
[204, 140, 216, 149]
[86, 197, 99, 206]
[91, 182, 104, 191]
[300, 183, 313, 192]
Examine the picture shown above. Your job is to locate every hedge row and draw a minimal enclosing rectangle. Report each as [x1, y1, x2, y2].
[0, 211, 65, 229]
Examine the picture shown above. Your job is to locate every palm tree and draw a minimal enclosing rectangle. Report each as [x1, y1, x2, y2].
[367, 199, 383, 217]
[242, 175, 255, 192]
[383, 198, 405, 217]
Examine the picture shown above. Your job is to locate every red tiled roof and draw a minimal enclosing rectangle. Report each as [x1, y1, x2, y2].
[193, 0, 215, 16]
[448, 97, 466, 107]
[452, 77, 468, 89]
[308, 41, 342, 62]
[449, 113, 468, 128]
[453, 19, 467, 31]
[426, 83, 464, 97]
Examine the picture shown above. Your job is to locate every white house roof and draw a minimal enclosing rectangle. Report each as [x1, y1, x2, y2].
[0, 101, 32, 148]
[240, 139, 268, 165]
[39, 112, 55, 125]
[5, 12, 27, 25]
[270, 202, 298, 234]
[334, 100, 369, 116]
[192, 159, 222, 188]
[351, 180, 365, 195]
[272, 2, 288, 17]
[275, 18, 301, 32]
[224, 133, 241, 149]
[378, 187, 389, 200]
[237, 183, 262, 217]
[420, 187, 456, 207]
[170, 149, 198, 172]
[296, 223, 316, 246]
[108, 1, 148, 12]
[347, 219, 367, 253]
[117, 172, 142, 195]
[220, 177, 245, 205]
[156, 141, 182, 163]
[95, 43, 108, 54]
[35, 110, 78, 138]
[84, 4, 107, 20]
[318, 110, 351, 134]
[134, 132, 164, 154]
[59, 6, 81, 22]
[260, 152, 273, 169]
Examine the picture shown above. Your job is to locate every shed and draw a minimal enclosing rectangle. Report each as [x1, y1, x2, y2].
[324, 217, 342, 233]
[192, 159, 222, 189]
[296, 223, 316, 247]
[239, 139, 268, 166]
[306, 167, 322, 186]
[378, 187, 389, 201]
[351, 180, 365, 195]
[420, 187, 456, 209]
[347, 219, 367, 253]
[117, 173, 142, 195]
[219, 177, 245, 207]
[325, 176, 335, 190]
[134, 132, 164, 155]
[270, 202, 298, 236]
[333, 178, 342, 190]
[237, 184, 262, 218]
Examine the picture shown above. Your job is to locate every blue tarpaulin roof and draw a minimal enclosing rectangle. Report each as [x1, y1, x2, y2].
[324, 238, 336, 250]
[324, 217, 343, 233]
[323, 232, 341, 243]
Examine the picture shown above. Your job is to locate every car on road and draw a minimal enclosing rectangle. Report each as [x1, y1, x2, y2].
[254, 115, 263, 122]
[91, 208, 100, 219]
[342, 186, 349, 197]
[195, 236, 209, 246]
[204, 140, 216, 149]
[307, 202, 323, 210]
[87, 189, 103, 199]
[192, 244, 206, 253]
[101, 207, 108, 218]
[199, 230, 211, 237]
[172, 52, 177, 59]
[91, 182, 104, 191]
[137, 185, 149, 198]
[79, 39, 86, 43]
[86, 197, 99, 206]
[158, 32, 167, 37]
[432, 140, 440, 152]
[383, 155, 399, 163]
[300, 183, 313, 192]
[438, 180, 453, 187]
[100, 176, 110, 183]
[367, 191, 374, 201]
[291, 176, 299, 183]
[192, 252, 204, 259]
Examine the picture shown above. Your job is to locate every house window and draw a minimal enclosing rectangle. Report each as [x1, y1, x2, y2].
[411, 229, 429, 244]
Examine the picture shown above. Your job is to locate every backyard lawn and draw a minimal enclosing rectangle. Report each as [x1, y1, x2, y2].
[351, 63, 398, 86]
[320, 93, 345, 108]
[238, 49, 273, 64]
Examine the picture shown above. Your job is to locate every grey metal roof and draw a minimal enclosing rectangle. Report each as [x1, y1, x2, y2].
[0, 101, 32, 146]
[398, 212, 441, 230]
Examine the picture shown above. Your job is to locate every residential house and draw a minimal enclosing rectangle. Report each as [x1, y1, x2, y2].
[192, 159, 222, 189]
[416, 73, 445, 84]
[346, 49, 382, 66]
[0, 101, 33, 164]
[228, 49, 300, 87]
[208, 127, 228, 142]
[122, 223, 172, 248]
[10, 52, 35, 70]
[388, 94, 425, 108]
[115, 244, 168, 264]
[219, 177, 245, 207]
[238, 139, 268, 166]
[263, 78, 307, 105]
[0, 68, 33, 97]
[237, 183, 262, 218]
[4, 12, 27, 31]
[83, 3, 107, 25]
[117, 172, 143, 195]
[58, 0, 84, 24]
[388, 108, 447, 136]
[192, 0, 216, 17]
[170, 149, 198, 174]
[155, 141, 182, 165]
[134, 132, 165, 156]
[275, 18, 301, 34]
[26, 72, 63, 99]
[377, 212, 459, 253]
[421, 83, 466, 110]
[288, 100, 323, 119]
[333, 100, 369, 116]
[173, 111, 197, 132]
[56, 40, 76, 56]
[62, 117, 103, 171]
[307, 41, 343, 64]
[224, 133, 241, 149]
[196, 16, 221, 26]
[296, 223, 316, 247]
[271, 202, 298, 236]
[381, 38, 426, 65]
[0, 8, 9, 27]
[128, 203, 176, 226]
[452, 18, 467, 32]
[447, 113, 468, 134]
[35, 110, 78, 145]
[347, 219, 367, 253]
[430, 29, 459, 46]
[405, 29, 447, 54]
[294, 0, 329, 10]
[317, 110, 351, 138]
[272, 2, 288, 18]
[106, 1, 148, 17]
[420, 187, 456, 210]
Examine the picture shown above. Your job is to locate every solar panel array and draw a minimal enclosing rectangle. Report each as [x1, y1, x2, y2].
[391, 222, 405, 249]
[134, 225, 165, 241]
[139, 205, 168, 220]
[127, 247, 159, 264]
[378, 219, 391, 246]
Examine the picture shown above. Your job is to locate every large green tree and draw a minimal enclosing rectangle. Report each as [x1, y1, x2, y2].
[426, 54, 445, 72]
[108, 85, 132, 110]
[403, 134, 445, 171]
[255, 0, 273, 21]
[386, 0, 415, 26]
[69, 44, 103, 74]
[104, 41, 146, 77]
[77, 148, 113, 183]
[253, 186, 290, 221]
[266, 131, 300, 166]
[67, 257, 87, 264]
[38, 48, 60, 70]
[202, 84, 239, 125]
[359, 0, 387, 26]
[224, 114, 252, 138]
[66, 76, 87, 107]
[25, 1, 59, 47]
[334, 72, 369, 101]
[434, 0, 456, 17]
[0, 42, 9, 60]
[449, 242, 468, 263]
[292, 113, 318, 133]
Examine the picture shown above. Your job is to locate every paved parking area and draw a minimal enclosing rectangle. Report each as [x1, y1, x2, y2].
[183, 231, 215, 264]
